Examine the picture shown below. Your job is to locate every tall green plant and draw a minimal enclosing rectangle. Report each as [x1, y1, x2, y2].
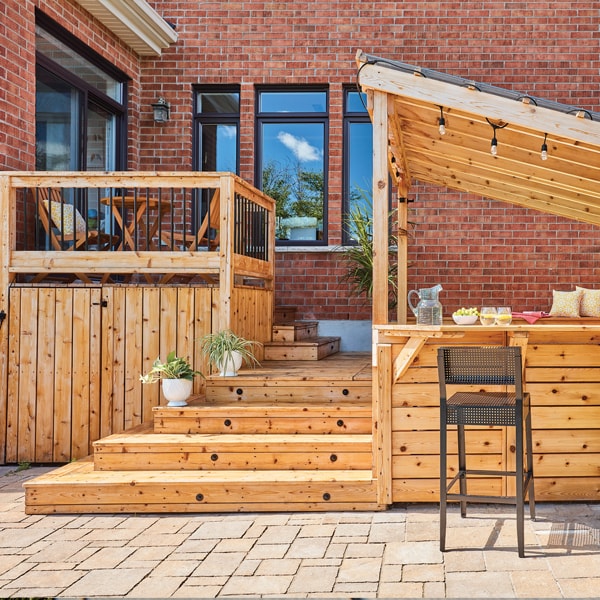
[341, 192, 401, 309]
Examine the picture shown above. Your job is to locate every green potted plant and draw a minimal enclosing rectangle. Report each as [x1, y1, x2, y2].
[140, 351, 204, 407]
[200, 329, 261, 376]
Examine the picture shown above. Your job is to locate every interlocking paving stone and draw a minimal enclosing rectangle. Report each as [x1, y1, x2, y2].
[190, 519, 253, 539]
[556, 576, 600, 598]
[445, 570, 515, 598]
[191, 551, 245, 576]
[255, 558, 301, 576]
[337, 557, 382, 582]
[384, 540, 443, 565]
[126, 575, 186, 598]
[286, 536, 330, 558]
[510, 570, 562, 598]
[288, 565, 337, 593]
[220, 574, 292, 596]
[64, 568, 152, 597]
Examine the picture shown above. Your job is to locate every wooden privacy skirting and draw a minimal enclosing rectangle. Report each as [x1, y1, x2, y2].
[374, 322, 600, 503]
[3, 284, 272, 464]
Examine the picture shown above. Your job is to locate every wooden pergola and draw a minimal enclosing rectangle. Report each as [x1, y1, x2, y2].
[356, 50, 600, 324]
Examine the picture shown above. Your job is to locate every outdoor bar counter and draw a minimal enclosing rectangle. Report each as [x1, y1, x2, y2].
[372, 319, 600, 503]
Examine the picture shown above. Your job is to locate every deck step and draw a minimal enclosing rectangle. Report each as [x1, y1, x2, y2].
[153, 399, 372, 434]
[263, 336, 340, 360]
[93, 432, 372, 471]
[24, 458, 380, 514]
[272, 320, 319, 342]
[274, 305, 297, 324]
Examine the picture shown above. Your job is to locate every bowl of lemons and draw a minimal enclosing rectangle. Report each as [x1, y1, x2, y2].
[452, 307, 479, 325]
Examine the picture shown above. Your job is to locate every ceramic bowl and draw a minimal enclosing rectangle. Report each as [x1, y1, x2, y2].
[452, 314, 478, 325]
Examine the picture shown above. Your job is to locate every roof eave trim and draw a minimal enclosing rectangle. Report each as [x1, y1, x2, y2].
[74, 0, 178, 57]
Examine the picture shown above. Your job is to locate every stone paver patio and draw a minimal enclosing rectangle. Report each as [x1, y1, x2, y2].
[0, 466, 598, 598]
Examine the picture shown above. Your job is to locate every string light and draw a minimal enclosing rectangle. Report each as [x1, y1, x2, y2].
[486, 118, 508, 157]
[438, 106, 446, 135]
[540, 133, 548, 161]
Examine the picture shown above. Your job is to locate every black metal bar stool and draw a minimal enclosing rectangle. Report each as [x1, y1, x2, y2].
[437, 346, 535, 557]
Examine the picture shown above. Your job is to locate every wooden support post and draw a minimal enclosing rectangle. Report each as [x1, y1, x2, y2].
[0, 175, 15, 463]
[371, 91, 390, 326]
[219, 175, 234, 331]
[374, 343, 393, 506]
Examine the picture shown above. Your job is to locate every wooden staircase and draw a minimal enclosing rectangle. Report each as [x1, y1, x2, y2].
[24, 352, 380, 514]
[264, 306, 341, 360]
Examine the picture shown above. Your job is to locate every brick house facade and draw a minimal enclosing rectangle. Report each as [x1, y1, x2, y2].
[1, 1, 599, 322]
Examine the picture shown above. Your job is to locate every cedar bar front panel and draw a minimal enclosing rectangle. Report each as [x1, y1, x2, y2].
[374, 322, 600, 503]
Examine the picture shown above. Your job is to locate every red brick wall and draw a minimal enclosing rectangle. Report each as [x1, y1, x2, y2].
[3, 2, 599, 320]
[140, 1, 599, 319]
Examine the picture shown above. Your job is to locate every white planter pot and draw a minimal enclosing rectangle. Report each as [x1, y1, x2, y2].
[217, 350, 243, 376]
[161, 378, 193, 407]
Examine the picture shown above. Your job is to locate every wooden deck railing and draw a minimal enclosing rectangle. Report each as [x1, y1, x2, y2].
[0, 171, 276, 285]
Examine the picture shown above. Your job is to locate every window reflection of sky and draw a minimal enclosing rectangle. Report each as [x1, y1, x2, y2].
[263, 122, 324, 190]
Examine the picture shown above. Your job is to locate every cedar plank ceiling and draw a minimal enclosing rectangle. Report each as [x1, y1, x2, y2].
[356, 50, 600, 226]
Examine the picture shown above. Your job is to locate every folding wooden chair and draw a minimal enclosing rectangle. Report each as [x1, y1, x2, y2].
[160, 189, 221, 252]
[37, 188, 118, 252]
[35, 188, 119, 282]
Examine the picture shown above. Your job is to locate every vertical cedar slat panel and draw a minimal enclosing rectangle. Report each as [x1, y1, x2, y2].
[177, 287, 196, 392]
[100, 287, 114, 439]
[159, 287, 178, 405]
[111, 287, 126, 432]
[53, 288, 72, 462]
[124, 287, 143, 429]
[4, 282, 270, 462]
[194, 287, 213, 393]
[88, 288, 102, 450]
[5, 287, 21, 463]
[142, 287, 161, 415]
[71, 288, 90, 459]
[36, 288, 55, 462]
[17, 288, 37, 462]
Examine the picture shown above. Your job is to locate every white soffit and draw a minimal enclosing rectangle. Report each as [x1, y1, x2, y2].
[75, 0, 177, 56]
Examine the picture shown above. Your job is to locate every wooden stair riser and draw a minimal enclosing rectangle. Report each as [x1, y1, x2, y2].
[154, 414, 371, 435]
[204, 383, 371, 403]
[24, 461, 378, 514]
[93, 433, 372, 471]
[272, 321, 318, 342]
[273, 305, 297, 324]
[94, 451, 372, 471]
[264, 337, 340, 360]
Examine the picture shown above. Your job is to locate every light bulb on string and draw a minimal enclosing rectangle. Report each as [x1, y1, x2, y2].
[541, 133, 548, 161]
[490, 136, 498, 156]
[438, 106, 446, 135]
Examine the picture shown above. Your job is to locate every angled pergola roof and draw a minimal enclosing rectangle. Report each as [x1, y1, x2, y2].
[356, 50, 600, 226]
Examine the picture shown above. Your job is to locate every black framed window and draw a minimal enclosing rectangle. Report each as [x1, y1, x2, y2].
[193, 86, 240, 173]
[256, 88, 328, 244]
[35, 11, 127, 174]
[342, 88, 373, 244]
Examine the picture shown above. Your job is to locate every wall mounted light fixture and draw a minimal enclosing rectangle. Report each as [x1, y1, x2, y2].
[540, 133, 548, 161]
[437, 105, 446, 135]
[486, 118, 508, 156]
[152, 97, 170, 123]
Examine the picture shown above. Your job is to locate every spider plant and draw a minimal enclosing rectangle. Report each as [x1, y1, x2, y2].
[140, 351, 204, 383]
[200, 329, 261, 373]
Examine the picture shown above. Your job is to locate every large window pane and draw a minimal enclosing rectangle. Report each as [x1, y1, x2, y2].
[35, 71, 79, 170]
[343, 89, 373, 244]
[200, 124, 238, 172]
[258, 88, 328, 243]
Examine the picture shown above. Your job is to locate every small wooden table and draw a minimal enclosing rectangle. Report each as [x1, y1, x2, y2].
[100, 195, 171, 251]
